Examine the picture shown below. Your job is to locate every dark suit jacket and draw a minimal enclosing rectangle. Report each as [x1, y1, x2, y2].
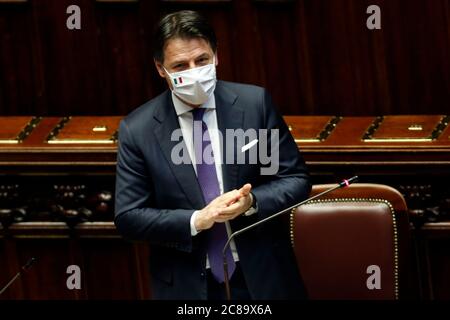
[114, 80, 311, 299]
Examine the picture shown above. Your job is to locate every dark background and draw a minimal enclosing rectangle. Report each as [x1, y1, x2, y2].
[0, 0, 449, 116]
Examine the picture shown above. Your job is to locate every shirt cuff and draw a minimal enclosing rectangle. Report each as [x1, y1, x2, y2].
[190, 210, 200, 236]
[244, 193, 258, 216]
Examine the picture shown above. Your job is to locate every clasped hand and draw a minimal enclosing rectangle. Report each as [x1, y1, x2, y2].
[194, 183, 253, 231]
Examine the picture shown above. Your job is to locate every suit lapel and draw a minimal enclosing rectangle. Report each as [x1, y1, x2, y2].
[152, 83, 245, 208]
[215, 82, 244, 192]
[152, 92, 205, 209]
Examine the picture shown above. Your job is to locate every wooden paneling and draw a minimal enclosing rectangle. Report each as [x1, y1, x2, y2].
[0, 0, 448, 116]
[0, 226, 151, 300]
[79, 239, 147, 299]
[13, 239, 76, 299]
[0, 1, 36, 115]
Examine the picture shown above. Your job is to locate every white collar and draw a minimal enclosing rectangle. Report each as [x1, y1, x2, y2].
[171, 92, 216, 116]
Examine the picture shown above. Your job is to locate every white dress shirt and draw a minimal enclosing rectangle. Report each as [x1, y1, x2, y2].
[171, 92, 240, 265]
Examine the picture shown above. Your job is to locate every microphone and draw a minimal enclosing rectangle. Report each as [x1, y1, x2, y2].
[222, 176, 359, 300]
[0, 257, 37, 296]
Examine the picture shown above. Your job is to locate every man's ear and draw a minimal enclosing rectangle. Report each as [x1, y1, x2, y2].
[154, 59, 166, 78]
[214, 52, 219, 66]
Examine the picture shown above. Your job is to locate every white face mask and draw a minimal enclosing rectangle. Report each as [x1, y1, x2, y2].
[164, 59, 217, 105]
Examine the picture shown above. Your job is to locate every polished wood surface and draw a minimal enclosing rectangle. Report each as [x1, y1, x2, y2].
[47, 116, 121, 144]
[0, 117, 35, 142]
[369, 116, 444, 141]
[0, 115, 449, 165]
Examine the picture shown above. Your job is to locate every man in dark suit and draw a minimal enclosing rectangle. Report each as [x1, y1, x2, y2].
[114, 10, 310, 300]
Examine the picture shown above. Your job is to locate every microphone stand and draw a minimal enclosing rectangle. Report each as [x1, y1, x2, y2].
[0, 257, 37, 296]
[222, 176, 359, 300]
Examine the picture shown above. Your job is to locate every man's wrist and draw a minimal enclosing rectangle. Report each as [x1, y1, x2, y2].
[190, 210, 200, 236]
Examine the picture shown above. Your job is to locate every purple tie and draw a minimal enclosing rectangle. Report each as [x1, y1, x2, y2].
[192, 108, 235, 283]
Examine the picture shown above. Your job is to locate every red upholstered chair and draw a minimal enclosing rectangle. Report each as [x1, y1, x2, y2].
[291, 183, 410, 300]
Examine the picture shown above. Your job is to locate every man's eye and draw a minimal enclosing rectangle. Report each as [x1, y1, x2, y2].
[196, 58, 209, 65]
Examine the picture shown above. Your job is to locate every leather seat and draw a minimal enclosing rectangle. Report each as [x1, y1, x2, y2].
[291, 183, 410, 300]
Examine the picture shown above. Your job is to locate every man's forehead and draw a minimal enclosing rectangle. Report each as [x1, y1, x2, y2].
[163, 37, 213, 62]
